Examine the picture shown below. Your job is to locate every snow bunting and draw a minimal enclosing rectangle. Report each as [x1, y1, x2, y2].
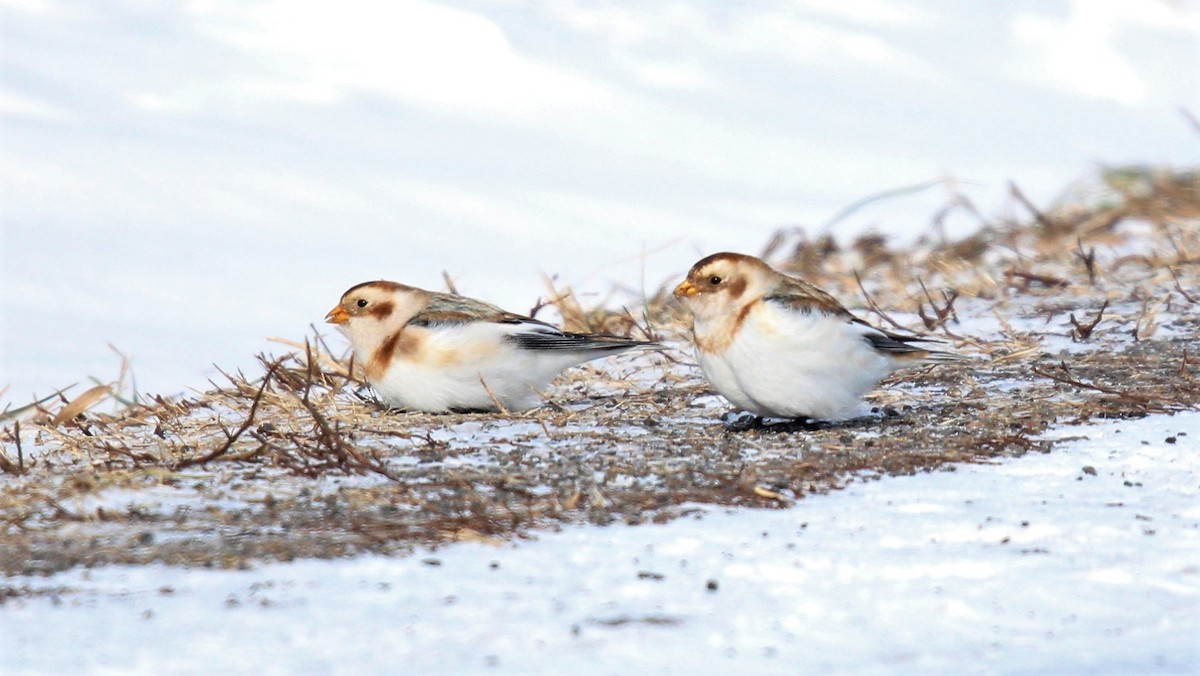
[326, 280, 654, 413]
[674, 252, 963, 421]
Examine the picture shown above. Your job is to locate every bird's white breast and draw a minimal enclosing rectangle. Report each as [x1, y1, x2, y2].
[695, 304, 894, 419]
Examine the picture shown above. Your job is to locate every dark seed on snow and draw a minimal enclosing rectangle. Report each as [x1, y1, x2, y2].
[706, 579, 719, 591]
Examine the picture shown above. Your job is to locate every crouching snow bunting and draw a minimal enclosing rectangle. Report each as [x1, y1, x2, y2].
[326, 280, 655, 413]
[674, 252, 964, 421]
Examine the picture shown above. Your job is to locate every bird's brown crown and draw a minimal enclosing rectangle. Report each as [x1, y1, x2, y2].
[329, 280, 429, 325]
[677, 252, 773, 300]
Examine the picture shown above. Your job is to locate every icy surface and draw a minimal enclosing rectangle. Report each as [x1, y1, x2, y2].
[4, 412, 1197, 673]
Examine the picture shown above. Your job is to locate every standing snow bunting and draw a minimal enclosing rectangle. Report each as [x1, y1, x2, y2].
[327, 281, 654, 412]
[674, 252, 963, 421]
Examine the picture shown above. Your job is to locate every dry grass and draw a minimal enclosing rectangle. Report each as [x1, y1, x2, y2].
[1, 165, 1198, 575]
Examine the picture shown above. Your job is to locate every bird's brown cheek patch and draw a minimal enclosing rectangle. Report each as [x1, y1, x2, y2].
[368, 301, 396, 320]
[727, 276, 747, 299]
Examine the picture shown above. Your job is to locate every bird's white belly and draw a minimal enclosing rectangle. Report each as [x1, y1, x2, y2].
[372, 360, 504, 412]
[371, 337, 583, 412]
[697, 312, 893, 419]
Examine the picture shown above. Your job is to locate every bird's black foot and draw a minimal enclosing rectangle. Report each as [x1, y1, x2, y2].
[721, 411, 837, 432]
[759, 416, 837, 432]
[721, 411, 763, 431]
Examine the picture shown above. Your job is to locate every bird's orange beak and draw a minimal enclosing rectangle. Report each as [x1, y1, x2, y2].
[325, 305, 350, 325]
[674, 280, 699, 297]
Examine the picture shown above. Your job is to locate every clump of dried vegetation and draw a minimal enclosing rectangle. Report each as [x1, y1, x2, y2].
[1, 165, 1198, 575]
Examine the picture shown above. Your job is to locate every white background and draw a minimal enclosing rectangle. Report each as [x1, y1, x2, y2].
[3, 0, 1198, 398]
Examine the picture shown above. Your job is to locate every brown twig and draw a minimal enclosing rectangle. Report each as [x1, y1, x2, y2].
[1168, 266, 1196, 303]
[1069, 300, 1108, 341]
[0, 421, 24, 475]
[1032, 362, 1189, 410]
[853, 271, 912, 332]
[916, 278, 960, 332]
[14, 419, 23, 473]
[1005, 269, 1069, 289]
[174, 360, 280, 469]
[1074, 238, 1097, 285]
[1009, 182, 1059, 233]
[296, 395, 383, 473]
[293, 367, 400, 481]
[478, 376, 512, 416]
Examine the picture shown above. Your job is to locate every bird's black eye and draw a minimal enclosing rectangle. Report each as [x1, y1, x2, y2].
[356, 299, 368, 308]
[708, 275, 722, 286]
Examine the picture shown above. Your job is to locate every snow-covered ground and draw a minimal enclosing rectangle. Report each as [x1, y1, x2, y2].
[5, 412, 1197, 674]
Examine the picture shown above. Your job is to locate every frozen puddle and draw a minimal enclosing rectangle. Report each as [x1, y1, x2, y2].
[3, 412, 1198, 674]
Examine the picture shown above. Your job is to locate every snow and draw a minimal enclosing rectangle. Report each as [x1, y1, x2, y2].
[5, 412, 1197, 674]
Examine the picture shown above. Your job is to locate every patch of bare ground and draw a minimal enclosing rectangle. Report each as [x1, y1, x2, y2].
[1, 166, 1197, 576]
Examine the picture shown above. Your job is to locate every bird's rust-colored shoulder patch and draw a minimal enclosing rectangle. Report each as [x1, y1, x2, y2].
[365, 328, 421, 381]
[735, 296, 759, 328]
[695, 298, 760, 354]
